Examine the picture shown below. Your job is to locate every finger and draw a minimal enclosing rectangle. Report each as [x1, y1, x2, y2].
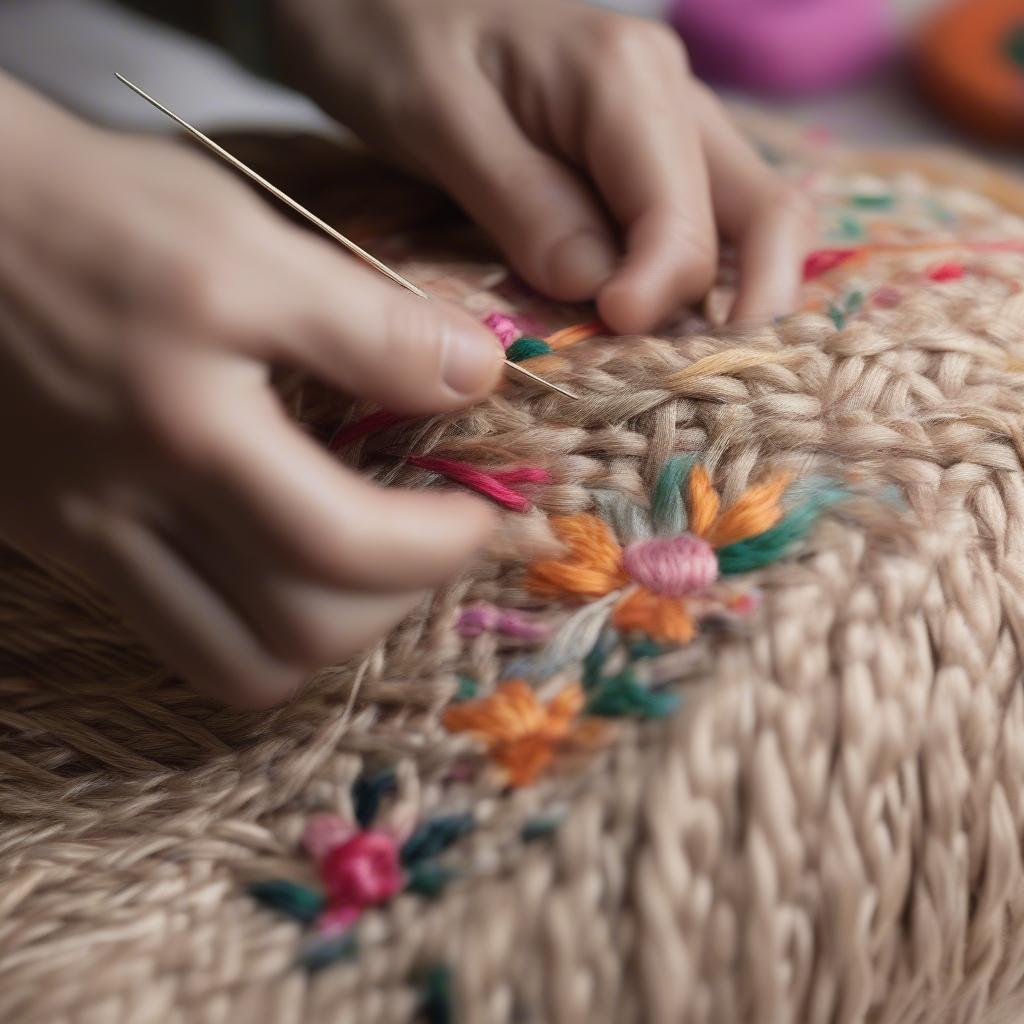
[166, 510, 427, 671]
[191, 389, 497, 592]
[62, 501, 299, 709]
[692, 86, 815, 324]
[579, 25, 717, 333]
[186, 224, 505, 417]
[409, 77, 619, 301]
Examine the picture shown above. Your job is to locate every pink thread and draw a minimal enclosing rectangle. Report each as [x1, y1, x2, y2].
[320, 831, 403, 909]
[871, 286, 902, 308]
[927, 261, 965, 282]
[303, 814, 356, 864]
[408, 456, 550, 511]
[329, 410, 408, 452]
[457, 602, 551, 640]
[803, 248, 856, 280]
[483, 312, 523, 350]
[622, 534, 719, 597]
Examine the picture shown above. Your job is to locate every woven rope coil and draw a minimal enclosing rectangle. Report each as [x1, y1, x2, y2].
[2, 126, 1024, 1023]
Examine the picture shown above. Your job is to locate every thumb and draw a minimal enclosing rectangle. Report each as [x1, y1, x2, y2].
[276, 234, 505, 416]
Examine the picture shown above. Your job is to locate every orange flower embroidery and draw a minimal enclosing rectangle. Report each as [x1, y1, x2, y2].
[525, 466, 792, 644]
[442, 681, 588, 787]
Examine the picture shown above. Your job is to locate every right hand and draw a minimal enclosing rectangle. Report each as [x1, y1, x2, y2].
[0, 76, 504, 707]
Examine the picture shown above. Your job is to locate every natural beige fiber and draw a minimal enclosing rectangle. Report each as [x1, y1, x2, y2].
[3, 128, 1024, 1024]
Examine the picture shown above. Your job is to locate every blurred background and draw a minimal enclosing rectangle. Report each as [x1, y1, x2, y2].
[0, 0, 1019, 169]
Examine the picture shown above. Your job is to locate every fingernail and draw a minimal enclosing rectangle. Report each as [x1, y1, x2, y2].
[443, 326, 504, 396]
[547, 229, 618, 298]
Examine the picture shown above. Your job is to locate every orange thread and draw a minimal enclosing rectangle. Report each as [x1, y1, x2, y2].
[706, 472, 793, 548]
[612, 589, 695, 645]
[545, 320, 605, 350]
[687, 465, 720, 538]
[442, 681, 586, 787]
[527, 515, 628, 599]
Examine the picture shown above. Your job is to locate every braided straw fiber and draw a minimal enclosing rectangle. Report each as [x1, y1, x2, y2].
[4, 123, 1024, 1024]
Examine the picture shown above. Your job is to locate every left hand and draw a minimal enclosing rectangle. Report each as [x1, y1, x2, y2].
[278, 0, 813, 333]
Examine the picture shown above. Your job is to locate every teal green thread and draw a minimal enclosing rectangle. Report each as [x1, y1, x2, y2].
[718, 485, 847, 575]
[418, 964, 455, 1024]
[851, 193, 893, 209]
[298, 934, 358, 973]
[835, 214, 863, 241]
[521, 812, 565, 841]
[828, 289, 864, 329]
[405, 863, 459, 899]
[248, 879, 325, 924]
[587, 670, 680, 718]
[454, 675, 478, 702]
[582, 629, 616, 690]
[401, 814, 475, 866]
[651, 454, 698, 535]
[506, 337, 552, 362]
[628, 638, 667, 660]
[353, 771, 396, 828]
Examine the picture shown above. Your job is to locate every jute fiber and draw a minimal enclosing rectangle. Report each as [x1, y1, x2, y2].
[3, 123, 1024, 1023]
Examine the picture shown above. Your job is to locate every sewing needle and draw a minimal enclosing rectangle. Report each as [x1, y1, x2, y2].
[115, 73, 578, 401]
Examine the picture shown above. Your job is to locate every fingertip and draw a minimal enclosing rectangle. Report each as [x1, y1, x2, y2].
[429, 489, 499, 552]
[596, 210, 718, 334]
[543, 227, 619, 301]
[596, 273, 669, 335]
[439, 314, 506, 404]
[727, 188, 814, 325]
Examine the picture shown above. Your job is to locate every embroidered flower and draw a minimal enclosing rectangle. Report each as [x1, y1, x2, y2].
[299, 815, 404, 934]
[442, 680, 595, 786]
[526, 458, 835, 645]
[321, 831, 403, 909]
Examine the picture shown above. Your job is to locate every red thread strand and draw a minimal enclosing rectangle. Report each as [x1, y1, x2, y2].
[803, 248, 856, 280]
[329, 410, 408, 451]
[927, 261, 966, 281]
[408, 456, 549, 511]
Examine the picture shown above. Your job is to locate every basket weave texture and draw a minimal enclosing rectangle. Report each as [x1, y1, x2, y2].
[3, 124, 1024, 1024]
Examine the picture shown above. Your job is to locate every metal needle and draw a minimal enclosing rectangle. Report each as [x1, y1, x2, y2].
[115, 73, 578, 400]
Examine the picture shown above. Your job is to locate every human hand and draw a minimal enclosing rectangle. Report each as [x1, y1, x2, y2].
[0, 76, 504, 707]
[279, 0, 813, 332]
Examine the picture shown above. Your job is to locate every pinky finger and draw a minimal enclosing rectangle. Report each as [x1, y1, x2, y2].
[728, 193, 813, 324]
[65, 504, 300, 708]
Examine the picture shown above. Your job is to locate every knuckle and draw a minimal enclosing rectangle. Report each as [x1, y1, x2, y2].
[159, 255, 218, 324]
[587, 16, 688, 71]
[385, 60, 450, 139]
[156, 209, 258, 334]
[122, 366, 225, 475]
[771, 183, 817, 228]
[666, 217, 718, 292]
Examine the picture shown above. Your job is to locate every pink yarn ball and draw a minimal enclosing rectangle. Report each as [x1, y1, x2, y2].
[669, 0, 893, 96]
[622, 534, 719, 596]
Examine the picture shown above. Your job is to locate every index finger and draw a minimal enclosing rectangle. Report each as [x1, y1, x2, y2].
[578, 23, 717, 334]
